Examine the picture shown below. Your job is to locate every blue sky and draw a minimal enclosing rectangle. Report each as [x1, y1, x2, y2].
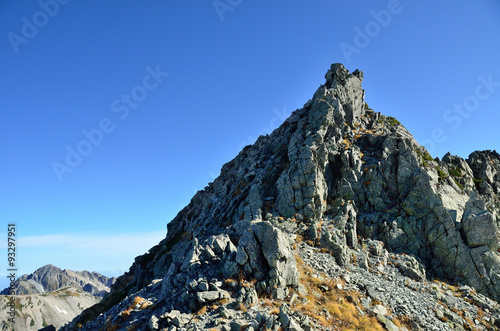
[1, 1, 499, 290]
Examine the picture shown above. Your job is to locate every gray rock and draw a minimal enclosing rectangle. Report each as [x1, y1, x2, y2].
[235, 246, 249, 265]
[462, 212, 498, 249]
[230, 320, 248, 331]
[197, 281, 209, 292]
[377, 315, 399, 331]
[368, 241, 384, 256]
[148, 315, 159, 330]
[358, 252, 369, 270]
[208, 234, 233, 255]
[243, 287, 258, 307]
[368, 304, 388, 316]
[222, 258, 240, 280]
[396, 255, 426, 281]
[196, 290, 228, 304]
[171, 313, 190, 328]
[251, 221, 299, 297]
[288, 318, 304, 331]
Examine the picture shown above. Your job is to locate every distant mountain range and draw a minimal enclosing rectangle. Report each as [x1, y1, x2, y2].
[0, 264, 115, 330]
[1, 264, 115, 297]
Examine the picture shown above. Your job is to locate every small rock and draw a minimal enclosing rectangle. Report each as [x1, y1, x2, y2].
[188, 279, 198, 290]
[369, 304, 388, 316]
[230, 320, 248, 331]
[289, 318, 304, 331]
[219, 306, 231, 319]
[148, 315, 159, 330]
[377, 315, 399, 331]
[197, 290, 227, 304]
[198, 282, 209, 292]
[368, 240, 384, 256]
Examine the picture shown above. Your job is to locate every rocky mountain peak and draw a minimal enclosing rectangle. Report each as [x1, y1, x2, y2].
[1, 264, 115, 297]
[323, 63, 365, 124]
[65, 64, 500, 331]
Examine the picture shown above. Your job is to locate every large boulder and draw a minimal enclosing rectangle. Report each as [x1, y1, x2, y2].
[463, 212, 498, 249]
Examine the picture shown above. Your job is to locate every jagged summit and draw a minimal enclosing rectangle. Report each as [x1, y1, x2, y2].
[66, 64, 500, 331]
[166, 64, 369, 238]
[1, 264, 116, 297]
[0, 265, 116, 331]
[323, 63, 365, 123]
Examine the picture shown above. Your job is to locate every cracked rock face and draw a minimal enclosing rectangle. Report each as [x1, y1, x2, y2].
[66, 64, 500, 330]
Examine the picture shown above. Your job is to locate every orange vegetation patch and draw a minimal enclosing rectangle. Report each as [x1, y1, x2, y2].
[121, 296, 146, 321]
[293, 255, 385, 330]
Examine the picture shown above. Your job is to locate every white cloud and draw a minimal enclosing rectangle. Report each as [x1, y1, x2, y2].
[19, 231, 165, 254]
[0, 231, 166, 286]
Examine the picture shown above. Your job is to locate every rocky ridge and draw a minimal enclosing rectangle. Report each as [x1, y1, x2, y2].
[1, 264, 116, 297]
[64, 64, 500, 330]
[1, 265, 115, 330]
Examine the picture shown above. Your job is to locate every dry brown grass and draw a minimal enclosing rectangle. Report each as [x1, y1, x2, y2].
[241, 279, 257, 288]
[107, 325, 121, 331]
[342, 138, 352, 149]
[224, 278, 237, 286]
[196, 306, 207, 316]
[393, 318, 402, 328]
[121, 296, 145, 321]
[262, 298, 273, 307]
[293, 255, 385, 330]
[477, 309, 485, 318]
[236, 303, 247, 313]
[131, 296, 145, 306]
[217, 298, 229, 305]
[292, 235, 303, 249]
[270, 307, 280, 315]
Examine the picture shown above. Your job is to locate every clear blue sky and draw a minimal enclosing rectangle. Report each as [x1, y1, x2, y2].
[1, 1, 499, 290]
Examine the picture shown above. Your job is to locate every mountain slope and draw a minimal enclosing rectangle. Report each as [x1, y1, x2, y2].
[1, 265, 115, 330]
[0, 285, 101, 331]
[65, 64, 500, 331]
